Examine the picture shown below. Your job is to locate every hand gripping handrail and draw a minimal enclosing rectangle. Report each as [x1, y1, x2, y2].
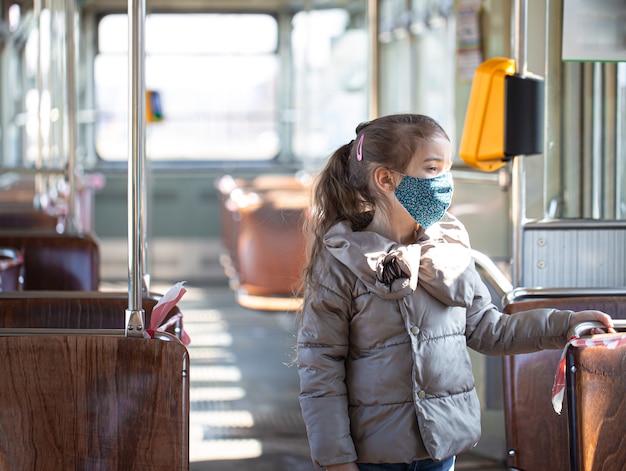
[567, 319, 626, 340]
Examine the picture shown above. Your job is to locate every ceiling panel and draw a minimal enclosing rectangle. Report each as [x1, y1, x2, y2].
[80, 0, 357, 14]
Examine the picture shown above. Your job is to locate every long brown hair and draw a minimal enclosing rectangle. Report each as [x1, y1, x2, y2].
[302, 114, 449, 289]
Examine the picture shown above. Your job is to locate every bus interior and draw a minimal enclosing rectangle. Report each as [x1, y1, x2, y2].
[0, 0, 625, 469]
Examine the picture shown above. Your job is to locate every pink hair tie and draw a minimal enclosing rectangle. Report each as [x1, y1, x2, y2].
[356, 134, 364, 161]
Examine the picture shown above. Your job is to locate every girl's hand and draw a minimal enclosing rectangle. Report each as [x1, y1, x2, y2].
[327, 463, 359, 471]
[569, 310, 616, 334]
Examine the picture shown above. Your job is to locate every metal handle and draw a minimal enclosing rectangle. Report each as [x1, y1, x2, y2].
[567, 319, 626, 339]
[504, 287, 626, 307]
[0, 328, 125, 337]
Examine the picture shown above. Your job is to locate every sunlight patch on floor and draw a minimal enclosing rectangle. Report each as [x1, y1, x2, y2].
[190, 386, 246, 402]
[191, 410, 254, 428]
[191, 365, 242, 382]
[189, 438, 262, 462]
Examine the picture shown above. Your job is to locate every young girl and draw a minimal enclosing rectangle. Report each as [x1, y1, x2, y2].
[296, 113, 613, 471]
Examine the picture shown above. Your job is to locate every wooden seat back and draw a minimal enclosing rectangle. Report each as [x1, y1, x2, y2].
[0, 231, 99, 290]
[0, 291, 183, 339]
[503, 296, 626, 471]
[0, 335, 189, 469]
[567, 340, 626, 470]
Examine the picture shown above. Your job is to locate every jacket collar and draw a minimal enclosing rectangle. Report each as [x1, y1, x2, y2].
[324, 216, 474, 306]
[324, 221, 420, 300]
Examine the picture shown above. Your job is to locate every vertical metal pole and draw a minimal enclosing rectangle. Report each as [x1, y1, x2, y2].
[602, 64, 616, 219]
[616, 63, 625, 219]
[590, 62, 603, 219]
[35, 0, 45, 211]
[277, 12, 293, 162]
[511, 159, 525, 287]
[64, 0, 79, 233]
[125, 0, 146, 337]
[513, 0, 527, 77]
[544, 0, 563, 217]
[0, 3, 11, 167]
[511, 0, 528, 288]
[368, 0, 379, 119]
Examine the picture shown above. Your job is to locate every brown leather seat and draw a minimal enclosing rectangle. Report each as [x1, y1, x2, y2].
[0, 291, 183, 339]
[218, 175, 310, 308]
[0, 231, 99, 290]
[0, 208, 59, 231]
[236, 188, 308, 297]
[503, 296, 626, 471]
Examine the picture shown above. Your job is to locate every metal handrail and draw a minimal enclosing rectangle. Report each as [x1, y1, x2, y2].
[0, 328, 178, 342]
[504, 287, 626, 307]
[0, 168, 65, 175]
[471, 249, 513, 297]
[0, 328, 124, 336]
[568, 319, 626, 339]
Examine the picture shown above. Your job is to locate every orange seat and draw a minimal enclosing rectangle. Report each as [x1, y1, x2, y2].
[218, 175, 310, 310]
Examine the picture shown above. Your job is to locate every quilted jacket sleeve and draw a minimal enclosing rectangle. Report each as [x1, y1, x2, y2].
[464, 268, 573, 355]
[297, 280, 357, 468]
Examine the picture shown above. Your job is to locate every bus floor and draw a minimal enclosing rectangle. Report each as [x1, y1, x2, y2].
[137, 280, 510, 471]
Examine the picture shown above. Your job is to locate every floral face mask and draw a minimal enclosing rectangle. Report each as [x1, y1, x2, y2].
[394, 172, 454, 229]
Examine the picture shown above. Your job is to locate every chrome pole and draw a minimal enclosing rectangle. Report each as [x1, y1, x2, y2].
[35, 0, 45, 211]
[590, 62, 603, 219]
[544, 0, 563, 215]
[510, 0, 528, 288]
[64, 0, 79, 233]
[367, 0, 379, 119]
[125, 0, 146, 337]
[617, 63, 626, 219]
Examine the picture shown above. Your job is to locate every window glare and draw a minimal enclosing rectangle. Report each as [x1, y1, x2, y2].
[291, 9, 368, 168]
[96, 13, 279, 161]
[99, 14, 278, 54]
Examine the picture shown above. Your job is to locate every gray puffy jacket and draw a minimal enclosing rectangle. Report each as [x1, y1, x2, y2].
[297, 214, 573, 467]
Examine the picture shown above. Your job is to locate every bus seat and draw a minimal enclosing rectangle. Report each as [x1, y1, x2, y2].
[234, 188, 308, 309]
[0, 207, 60, 231]
[0, 247, 23, 291]
[217, 174, 309, 277]
[0, 335, 188, 469]
[218, 175, 310, 310]
[566, 336, 626, 470]
[0, 231, 99, 290]
[0, 291, 183, 340]
[216, 175, 246, 277]
[502, 296, 626, 471]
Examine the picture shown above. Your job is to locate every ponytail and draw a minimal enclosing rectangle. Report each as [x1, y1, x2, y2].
[302, 140, 373, 288]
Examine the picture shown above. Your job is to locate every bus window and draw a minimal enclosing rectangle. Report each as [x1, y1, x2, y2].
[95, 13, 279, 161]
[291, 8, 369, 171]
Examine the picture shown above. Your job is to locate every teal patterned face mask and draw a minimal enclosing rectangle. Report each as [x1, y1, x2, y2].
[394, 172, 453, 229]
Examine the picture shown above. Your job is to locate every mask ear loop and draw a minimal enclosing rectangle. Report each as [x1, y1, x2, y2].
[356, 134, 364, 161]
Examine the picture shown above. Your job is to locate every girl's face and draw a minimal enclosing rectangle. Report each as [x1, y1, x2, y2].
[401, 136, 452, 180]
